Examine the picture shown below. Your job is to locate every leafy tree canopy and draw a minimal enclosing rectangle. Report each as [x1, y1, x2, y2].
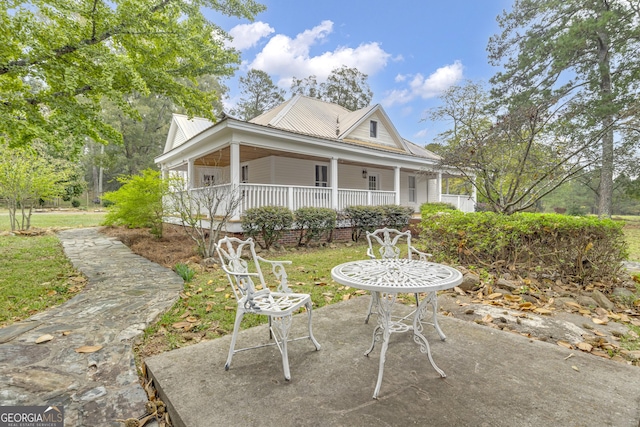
[291, 66, 373, 111]
[0, 0, 264, 155]
[231, 69, 285, 120]
[487, 0, 640, 216]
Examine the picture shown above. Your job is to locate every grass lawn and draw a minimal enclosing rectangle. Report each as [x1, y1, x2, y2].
[0, 210, 106, 231]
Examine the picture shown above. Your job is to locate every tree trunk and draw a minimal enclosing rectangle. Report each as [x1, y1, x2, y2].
[597, 27, 613, 218]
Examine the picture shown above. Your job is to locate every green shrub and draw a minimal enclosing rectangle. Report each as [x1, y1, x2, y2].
[420, 211, 627, 284]
[71, 199, 81, 208]
[242, 206, 294, 249]
[420, 202, 457, 215]
[343, 205, 384, 241]
[101, 169, 167, 238]
[294, 207, 337, 246]
[381, 205, 414, 229]
[174, 263, 196, 283]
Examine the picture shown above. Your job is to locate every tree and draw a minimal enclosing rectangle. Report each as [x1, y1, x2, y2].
[290, 66, 373, 111]
[166, 176, 243, 258]
[102, 169, 168, 238]
[231, 69, 285, 120]
[321, 66, 373, 111]
[0, 0, 264, 153]
[488, 0, 640, 217]
[0, 144, 72, 230]
[427, 81, 593, 214]
[290, 75, 321, 98]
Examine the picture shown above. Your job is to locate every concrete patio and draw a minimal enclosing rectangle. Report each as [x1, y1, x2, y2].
[145, 296, 640, 427]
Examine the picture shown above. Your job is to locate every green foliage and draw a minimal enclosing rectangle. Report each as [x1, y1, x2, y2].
[241, 206, 294, 249]
[102, 169, 167, 238]
[420, 202, 457, 215]
[343, 205, 414, 241]
[231, 69, 285, 120]
[344, 205, 384, 242]
[0, 144, 72, 230]
[294, 207, 337, 246]
[488, 0, 640, 216]
[0, 0, 264, 152]
[420, 211, 628, 284]
[380, 205, 414, 230]
[174, 263, 196, 283]
[290, 66, 373, 111]
[71, 199, 81, 208]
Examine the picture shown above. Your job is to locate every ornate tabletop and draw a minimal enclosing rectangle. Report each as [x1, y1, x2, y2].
[331, 258, 462, 293]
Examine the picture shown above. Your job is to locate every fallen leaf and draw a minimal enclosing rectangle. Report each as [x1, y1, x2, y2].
[214, 287, 226, 292]
[186, 316, 198, 323]
[75, 345, 102, 353]
[172, 321, 190, 329]
[481, 314, 493, 324]
[354, 290, 367, 295]
[195, 287, 203, 294]
[571, 365, 579, 372]
[557, 341, 573, 349]
[342, 294, 350, 301]
[206, 303, 213, 312]
[224, 306, 234, 311]
[179, 311, 191, 319]
[487, 293, 503, 300]
[577, 342, 593, 352]
[592, 318, 608, 325]
[534, 308, 553, 315]
[564, 301, 581, 309]
[504, 294, 522, 302]
[35, 334, 54, 344]
[207, 280, 214, 285]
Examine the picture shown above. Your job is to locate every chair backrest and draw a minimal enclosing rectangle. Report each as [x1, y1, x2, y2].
[366, 227, 414, 260]
[215, 236, 267, 302]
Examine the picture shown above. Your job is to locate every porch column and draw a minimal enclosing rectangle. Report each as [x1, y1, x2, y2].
[230, 142, 241, 221]
[436, 172, 442, 202]
[394, 166, 401, 205]
[187, 159, 195, 189]
[331, 157, 338, 210]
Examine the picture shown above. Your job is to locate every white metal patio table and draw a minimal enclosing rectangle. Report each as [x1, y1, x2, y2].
[331, 258, 463, 399]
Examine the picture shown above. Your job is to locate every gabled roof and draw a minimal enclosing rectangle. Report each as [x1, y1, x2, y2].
[164, 114, 215, 152]
[250, 95, 349, 138]
[162, 96, 441, 162]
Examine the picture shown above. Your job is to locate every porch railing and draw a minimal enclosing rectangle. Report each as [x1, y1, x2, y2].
[183, 183, 474, 218]
[442, 194, 475, 212]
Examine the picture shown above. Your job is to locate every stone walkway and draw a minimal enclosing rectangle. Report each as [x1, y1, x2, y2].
[0, 227, 184, 426]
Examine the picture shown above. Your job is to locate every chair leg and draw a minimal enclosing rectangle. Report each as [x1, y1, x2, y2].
[305, 302, 321, 351]
[271, 315, 293, 380]
[364, 292, 379, 324]
[225, 309, 244, 371]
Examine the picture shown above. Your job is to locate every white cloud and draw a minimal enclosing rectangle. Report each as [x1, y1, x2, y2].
[228, 22, 274, 50]
[246, 20, 391, 87]
[414, 129, 429, 139]
[382, 61, 464, 107]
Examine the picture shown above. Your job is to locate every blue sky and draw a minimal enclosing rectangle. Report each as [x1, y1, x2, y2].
[207, 0, 514, 145]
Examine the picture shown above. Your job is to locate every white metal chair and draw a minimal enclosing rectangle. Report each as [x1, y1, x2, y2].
[365, 228, 442, 336]
[215, 236, 321, 380]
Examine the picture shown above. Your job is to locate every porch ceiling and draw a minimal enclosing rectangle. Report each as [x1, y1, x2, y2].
[194, 146, 329, 167]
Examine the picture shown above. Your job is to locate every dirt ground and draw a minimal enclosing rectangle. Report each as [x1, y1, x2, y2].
[101, 223, 200, 268]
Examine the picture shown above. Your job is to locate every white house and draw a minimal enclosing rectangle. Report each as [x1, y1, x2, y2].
[155, 95, 475, 229]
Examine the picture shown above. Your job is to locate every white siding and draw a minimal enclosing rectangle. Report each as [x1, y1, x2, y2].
[272, 157, 329, 186]
[347, 112, 397, 148]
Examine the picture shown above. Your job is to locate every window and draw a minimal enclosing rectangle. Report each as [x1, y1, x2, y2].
[203, 174, 215, 186]
[241, 165, 249, 183]
[369, 120, 378, 138]
[315, 165, 328, 187]
[408, 175, 416, 203]
[368, 174, 378, 191]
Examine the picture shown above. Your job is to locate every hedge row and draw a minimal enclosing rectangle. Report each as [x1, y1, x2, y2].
[419, 209, 628, 284]
[241, 205, 413, 249]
